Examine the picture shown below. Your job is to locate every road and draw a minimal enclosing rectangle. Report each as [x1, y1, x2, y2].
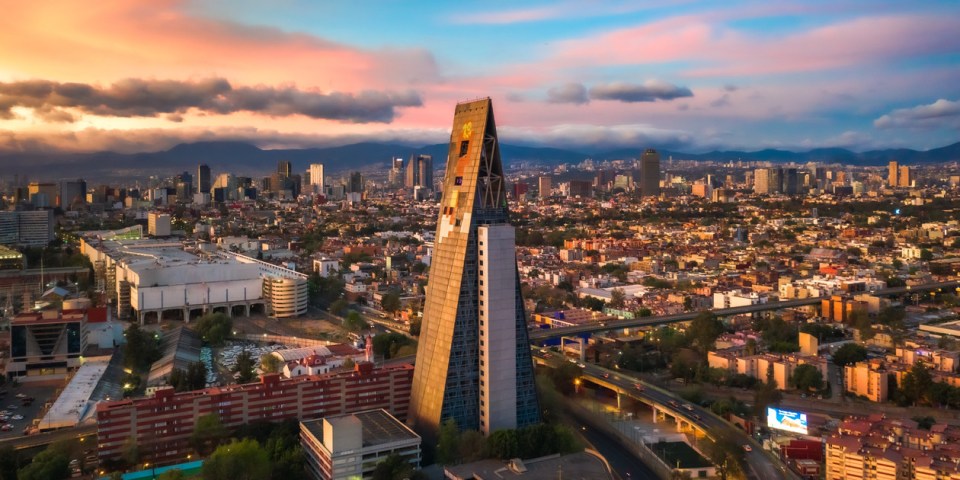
[577, 420, 659, 479]
[539, 353, 793, 480]
[0, 423, 96, 450]
[530, 280, 960, 341]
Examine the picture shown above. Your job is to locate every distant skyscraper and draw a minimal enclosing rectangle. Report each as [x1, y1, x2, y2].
[888, 161, 899, 187]
[197, 164, 211, 194]
[418, 155, 433, 190]
[348, 172, 364, 194]
[898, 165, 912, 188]
[404, 155, 433, 190]
[754, 168, 773, 194]
[309, 164, 325, 194]
[782, 168, 799, 195]
[277, 160, 292, 178]
[409, 98, 539, 443]
[538, 176, 552, 198]
[640, 149, 660, 197]
[59, 179, 86, 210]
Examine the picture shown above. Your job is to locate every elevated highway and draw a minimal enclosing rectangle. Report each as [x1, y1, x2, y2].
[535, 352, 795, 480]
[530, 280, 960, 341]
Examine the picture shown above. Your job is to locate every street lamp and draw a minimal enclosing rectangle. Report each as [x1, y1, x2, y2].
[574, 378, 581, 394]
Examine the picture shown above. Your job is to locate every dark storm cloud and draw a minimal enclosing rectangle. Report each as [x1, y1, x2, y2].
[0, 78, 422, 123]
[546, 82, 589, 104]
[588, 81, 692, 103]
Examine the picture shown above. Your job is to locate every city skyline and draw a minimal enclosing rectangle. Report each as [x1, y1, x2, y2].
[0, 1, 958, 157]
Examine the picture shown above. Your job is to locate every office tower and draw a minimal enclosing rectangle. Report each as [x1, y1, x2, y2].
[898, 165, 912, 188]
[754, 168, 772, 194]
[782, 168, 799, 195]
[888, 161, 899, 187]
[309, 163, 325, 194]
[538, 176, 552, 198]
[278, 160, 292, 178]
[389, 158, 405, 187]
[0, 210, 55, 247]
[27, 182, 57, 208]
[347, 172, 364, 194]
[409, 98, 539, 443]
[404, 155, 433, 190]
[148, 212, 171, 236]
[418, 155, 433, 190]
[197, 164, 211, 194]
[640, 149, 660, 197]
[59, 179, 86, 210]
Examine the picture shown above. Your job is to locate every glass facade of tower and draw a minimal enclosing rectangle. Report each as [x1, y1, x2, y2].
[409, 98, 539, 441]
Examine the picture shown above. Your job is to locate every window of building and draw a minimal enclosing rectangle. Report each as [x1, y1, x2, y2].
[459, 141, 469, 156]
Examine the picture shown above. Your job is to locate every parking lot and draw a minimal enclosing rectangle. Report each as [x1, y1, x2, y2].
[0, 383, 58, 439]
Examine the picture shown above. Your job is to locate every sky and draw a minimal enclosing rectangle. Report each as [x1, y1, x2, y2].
[0, 0, 958, 155]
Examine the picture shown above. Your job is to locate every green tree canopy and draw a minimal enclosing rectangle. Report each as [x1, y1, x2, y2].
[790, 364, 823, 391]
[832, 343, 868, 368]
[381, 293, 402, 313]
[202, 439, 270, 480]
[195, 312, 233, 346]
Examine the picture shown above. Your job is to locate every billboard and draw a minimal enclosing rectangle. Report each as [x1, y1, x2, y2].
[767, 407, 808, 435]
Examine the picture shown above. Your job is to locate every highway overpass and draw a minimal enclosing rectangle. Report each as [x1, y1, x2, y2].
[534, 352, 796, 480]
[529, 280, 960, 341]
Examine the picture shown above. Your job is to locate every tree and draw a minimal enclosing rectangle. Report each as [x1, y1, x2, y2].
[341, 358, 356, 370]
[195, 312, 233, 346]
[689, 312, 724, 353]
[899, 362, 934, 406]
[372, 453, 415, 480]
[328, 298, 348, 315]
[343, 311, 369, 332]
[790, 364, 823, 391]
[0, 446, 18, 480]
[609, 288, 626, 309]
[234, 350, 256, 384]
[372, 333, 412, 360]
[260, 354, 283, 374]
[202, 439, 270, 480]
[191, 414, 228, 455]
[123, 323, 161, 372]
[487, 429, 519, 460]
[704, 433, 745, 480]
[409, 318, 422, 336]
[17, 449, 70, 480]
[380, 293, 402, 314]
[832, 343, 868, 369]
[436, 419, 460, 465]
[158, 470, 187, 480]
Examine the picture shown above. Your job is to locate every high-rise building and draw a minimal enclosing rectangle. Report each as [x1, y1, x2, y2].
[888, 160, 899, 187]
[197, 164, 211, 194]
[348, 172, 364, 194]
[309, 163, 325, 194]
[781, 168, 799, 195]
[418, 155, 433, 190]
[389, 158, 405, 187]
[640, 149, 660, 197]
[538, 176, 552, 198]
[27, 182, 57, 208]
[754, 168, 773, 194]
[278, 160, 293, 178]
[147, 212, 171, 237]
[404, 155, 433, 190]
[0, 211, 54, 247]
[59, 179, 86, 210]
[898, 165, 911, 188]
[409, 99, 539, 443]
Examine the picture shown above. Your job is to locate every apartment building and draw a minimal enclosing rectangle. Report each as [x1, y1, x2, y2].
[845, 360, 890, 403]
[97, 363, 413, 466]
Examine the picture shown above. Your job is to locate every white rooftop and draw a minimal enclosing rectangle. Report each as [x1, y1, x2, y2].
[40, 356, 111, 430]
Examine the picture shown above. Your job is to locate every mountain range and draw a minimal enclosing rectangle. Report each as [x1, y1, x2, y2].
[1, 140, 958, 181]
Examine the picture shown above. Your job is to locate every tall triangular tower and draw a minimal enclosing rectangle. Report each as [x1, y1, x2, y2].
[409, 98, 539, 443]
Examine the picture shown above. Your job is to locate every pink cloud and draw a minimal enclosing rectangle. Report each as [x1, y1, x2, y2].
[0, 0, 439, 91]
[549, 14, 960, 77]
